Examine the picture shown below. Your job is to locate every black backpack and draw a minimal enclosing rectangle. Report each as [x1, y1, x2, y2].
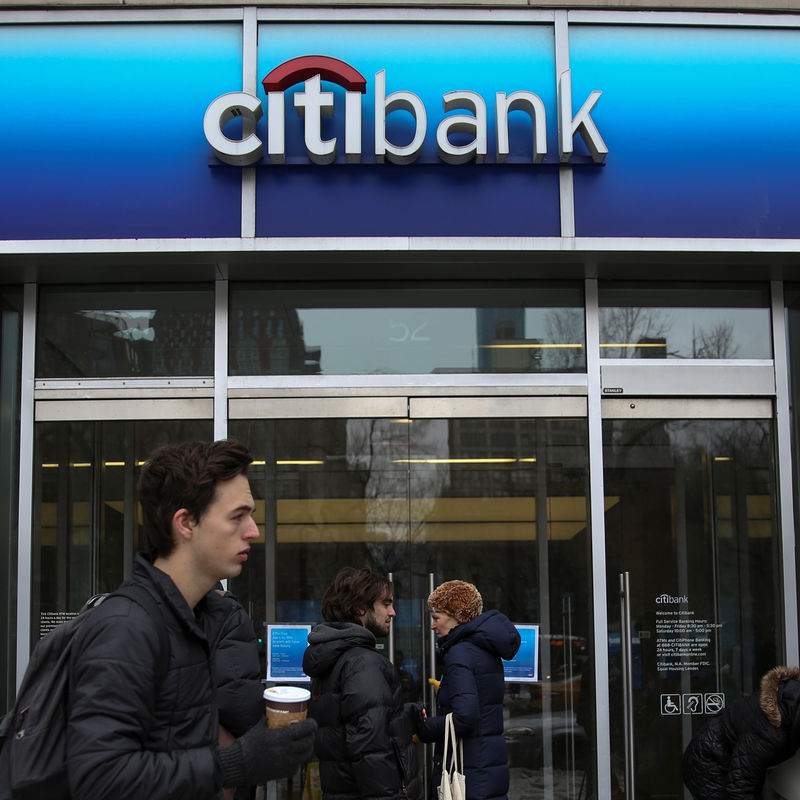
[0, 583, 168, 800]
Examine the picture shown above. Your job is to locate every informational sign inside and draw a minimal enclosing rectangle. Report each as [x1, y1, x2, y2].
[267, 624, 311, 682]
[654, 595, 722, 674]
[503, 624, 539, 683]
[39, 611, 78, 638]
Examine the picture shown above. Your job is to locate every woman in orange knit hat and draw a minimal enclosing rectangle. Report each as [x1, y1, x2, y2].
[417, 580, 520, 800]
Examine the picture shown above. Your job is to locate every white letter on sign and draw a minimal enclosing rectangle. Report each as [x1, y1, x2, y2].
[294, 74, 336, 165]
[436, 91, 487, 165]
[374, 70, 427, 165]
[496, 91, 547, 164]
[558, 70, 607, 164]
[203, 92, 263, 166]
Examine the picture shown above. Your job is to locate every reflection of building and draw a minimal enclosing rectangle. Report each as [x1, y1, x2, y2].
[635, 337, 667, 359]
[233, 308, 320, 375]
[477, 308, 525, 371]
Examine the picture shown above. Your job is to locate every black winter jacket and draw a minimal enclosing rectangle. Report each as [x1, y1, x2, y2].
[303, 622, 422, 800]
[418, 610, 521, 800]
[682, 666, 800, 800]
[67, 554, 220, 800]
[203, 588, 264, 738]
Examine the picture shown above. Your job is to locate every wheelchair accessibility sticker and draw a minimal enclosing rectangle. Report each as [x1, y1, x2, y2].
[660, 692, 725, 715]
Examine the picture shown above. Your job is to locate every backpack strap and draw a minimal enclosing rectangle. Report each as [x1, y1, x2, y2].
[109, 584, 171, 685]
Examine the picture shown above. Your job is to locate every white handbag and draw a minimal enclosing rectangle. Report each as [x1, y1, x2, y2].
[763, 749, 800, 799]
[438, 713, 466, 800]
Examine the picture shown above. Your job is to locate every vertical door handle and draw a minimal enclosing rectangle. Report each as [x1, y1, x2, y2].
[427, 572, 437, 714]
[388, 571, 395, 665]
[619, 571, 636, 800]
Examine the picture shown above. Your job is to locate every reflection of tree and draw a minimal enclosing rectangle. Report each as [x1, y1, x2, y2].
[692, 321, 738, 359]
[544, 308, 584, 370]
[345, 419, 450, 570]
[599, 307, 675, 358]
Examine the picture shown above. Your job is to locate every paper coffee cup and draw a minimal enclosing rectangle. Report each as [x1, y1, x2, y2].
[264, 686, 311, 728]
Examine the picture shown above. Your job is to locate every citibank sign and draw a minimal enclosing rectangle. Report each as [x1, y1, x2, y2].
[203, 55, 607, 167]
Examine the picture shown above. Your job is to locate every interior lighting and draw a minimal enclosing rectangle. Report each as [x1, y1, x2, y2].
[71, 462, 92, 468]
[276, 460, 325, 465]
[480, 343, 582, 349]
[393, 458, 519, 464]
[599, 342, 666, 349]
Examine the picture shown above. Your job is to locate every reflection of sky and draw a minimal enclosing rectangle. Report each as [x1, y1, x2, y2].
[298, 307, 581, 373]
[599, 307, 771, 359]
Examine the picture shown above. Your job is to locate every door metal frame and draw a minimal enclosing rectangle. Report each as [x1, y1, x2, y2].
[600, 393, 790, 800]
[234, 391, 599, 799]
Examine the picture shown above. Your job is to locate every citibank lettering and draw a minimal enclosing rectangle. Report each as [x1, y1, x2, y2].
[656, 594, 690, 605]
[203, 55, 607, 167]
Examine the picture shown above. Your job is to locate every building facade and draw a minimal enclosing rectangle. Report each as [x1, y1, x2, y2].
[2, 4, 800, 798]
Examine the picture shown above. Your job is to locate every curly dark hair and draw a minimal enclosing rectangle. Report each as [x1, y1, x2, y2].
[137, 439, 253, 559]
[321, 567, 393, 623]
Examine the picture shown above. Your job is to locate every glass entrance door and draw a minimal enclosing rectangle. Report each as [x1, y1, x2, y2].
[228, 395, 595, 800]
[602, 398, 782, 800]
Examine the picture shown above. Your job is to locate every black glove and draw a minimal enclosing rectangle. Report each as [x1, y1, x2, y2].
[404, 702, 426, 737]
[217, 718, 317, 788]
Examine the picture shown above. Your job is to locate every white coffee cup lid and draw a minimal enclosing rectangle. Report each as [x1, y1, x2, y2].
[263, 685, 311, 702]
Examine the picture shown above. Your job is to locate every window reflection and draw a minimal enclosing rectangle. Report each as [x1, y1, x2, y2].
[230, 414, 594, 800]
[229, 283, 586, 375]
[604, 417, 779, 799]
[32, 419, 213, 641]
[599, 282, 771, 359]
[37, 284, 214, 378]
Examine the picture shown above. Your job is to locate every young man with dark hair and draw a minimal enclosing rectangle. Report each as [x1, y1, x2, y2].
[66, 439, 316, 800]
[303, 567, 422, 800]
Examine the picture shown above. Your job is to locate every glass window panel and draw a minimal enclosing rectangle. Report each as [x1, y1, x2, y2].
[229, 282, 585, 375]
[36, 284, 214, 378]
[32, 419, 213, 643]
[229, 413, 594, 800]
[598, 282, 771, 359]
[603, 417, 780, 798]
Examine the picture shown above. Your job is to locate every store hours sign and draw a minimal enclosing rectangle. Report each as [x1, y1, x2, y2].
[203, 55, 607, 167]
[654, 594, 723, 674]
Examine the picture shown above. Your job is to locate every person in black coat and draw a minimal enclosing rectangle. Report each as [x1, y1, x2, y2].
[303, 567, 423, 800]
[204, 585, 266, 800]
[682, 666, 800, 800]
[65, 440, 316, 800]
[204, 586, 265, 740]
[417, 580, 521, 800]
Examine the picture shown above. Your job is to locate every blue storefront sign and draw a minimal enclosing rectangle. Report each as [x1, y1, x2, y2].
[2, 13, 799, 241]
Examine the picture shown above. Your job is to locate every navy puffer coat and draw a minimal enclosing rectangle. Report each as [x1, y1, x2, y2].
[419, 610, 521, 800]
[682, 666, 800, 800]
